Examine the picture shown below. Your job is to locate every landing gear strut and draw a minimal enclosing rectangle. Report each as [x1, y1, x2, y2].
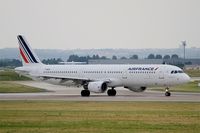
[107, 87, 116, 96]
[81, 89, 90, 97]
[165, 87, 171, 96]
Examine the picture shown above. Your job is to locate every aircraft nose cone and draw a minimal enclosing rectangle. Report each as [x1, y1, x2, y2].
[184, 74, 191, 83]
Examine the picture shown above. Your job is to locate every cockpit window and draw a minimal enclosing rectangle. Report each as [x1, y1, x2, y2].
[171, 70, 184, 74]
[178, 70, 183, 73]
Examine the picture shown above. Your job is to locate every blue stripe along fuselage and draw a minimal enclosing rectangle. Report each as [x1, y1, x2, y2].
[18, 35, 38, 63]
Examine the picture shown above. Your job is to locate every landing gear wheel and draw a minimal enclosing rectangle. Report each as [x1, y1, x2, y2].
[81, 90, 90, 97]
[165, 91, 171, 97]
[107, 88, 116, 96]
[165, 87, 171, 96]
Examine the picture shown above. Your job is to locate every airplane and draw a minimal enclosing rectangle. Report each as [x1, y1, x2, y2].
[15, 35, 191, 97]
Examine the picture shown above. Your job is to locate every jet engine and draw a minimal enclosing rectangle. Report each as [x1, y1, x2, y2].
[125, 86, 146, 92]
[87, 81, 108, 93]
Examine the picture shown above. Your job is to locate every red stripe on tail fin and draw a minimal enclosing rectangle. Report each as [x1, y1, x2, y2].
[20, 48, 29, 63]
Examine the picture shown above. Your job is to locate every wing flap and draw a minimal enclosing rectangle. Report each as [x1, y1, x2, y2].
[38, 74, 90, 81]
[37, 74, 112, 84]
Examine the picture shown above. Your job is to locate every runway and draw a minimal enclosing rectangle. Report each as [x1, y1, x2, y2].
[0, 81, 200, 101]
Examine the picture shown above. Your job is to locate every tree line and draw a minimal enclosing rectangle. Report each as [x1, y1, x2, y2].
[67, 54, 179, 62]
[0, 58, 65, 68]
[147, 54, 179, 59]
[0, 59, 22, 68]
[0, 54, 180, 67]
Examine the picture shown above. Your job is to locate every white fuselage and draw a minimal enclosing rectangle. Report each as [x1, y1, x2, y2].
[15, 64, 190, 89]
[14, 35, 191, 96]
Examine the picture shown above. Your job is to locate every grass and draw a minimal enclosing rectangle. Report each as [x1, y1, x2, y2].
[0, 81, 47, 93]
[185, 69, 200, 77]
[0, 69, 31, 81]
[0, 101, 199, 133]
[0, 70, 46, 93]
[150, 81, 200, 93]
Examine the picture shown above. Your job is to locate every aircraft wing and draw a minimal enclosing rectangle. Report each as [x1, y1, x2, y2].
[37, 74, 111, 85]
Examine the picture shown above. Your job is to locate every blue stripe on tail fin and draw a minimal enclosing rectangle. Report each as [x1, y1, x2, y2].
[17, 35, 38, 63]
[17, 35, 42, 65]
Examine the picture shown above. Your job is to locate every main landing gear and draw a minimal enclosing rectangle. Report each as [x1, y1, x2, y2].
[81, 83, 90, 97]
[107, 87, 116, 96]
[165, 87, 171, 96]
[81, 89, 90, 97]
[81, 87, 117, 97]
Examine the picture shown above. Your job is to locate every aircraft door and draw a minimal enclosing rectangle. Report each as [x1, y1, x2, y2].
[122, 70, 128, 80]
[158, 70, 164, 79]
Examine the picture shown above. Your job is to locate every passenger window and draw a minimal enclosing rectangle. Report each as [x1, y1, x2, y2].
[178, 70, 183, 73]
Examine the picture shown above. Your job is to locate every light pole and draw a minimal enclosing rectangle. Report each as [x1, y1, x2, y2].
[182, 41, 187, 65]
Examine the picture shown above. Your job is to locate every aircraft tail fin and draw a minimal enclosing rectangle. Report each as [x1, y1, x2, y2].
[17, 35, 43, 66]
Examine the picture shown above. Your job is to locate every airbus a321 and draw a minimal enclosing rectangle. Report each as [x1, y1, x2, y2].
[15, 35, 190, 97]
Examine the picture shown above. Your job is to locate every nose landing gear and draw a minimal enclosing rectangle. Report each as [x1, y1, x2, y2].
[165, 87, 171, 96]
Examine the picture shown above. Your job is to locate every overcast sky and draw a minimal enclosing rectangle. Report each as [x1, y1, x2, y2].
[0, 0, 200, 49]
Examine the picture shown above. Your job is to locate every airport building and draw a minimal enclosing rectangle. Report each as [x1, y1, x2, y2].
[89, 59, 163, 64]
[88, 58, 200, 70]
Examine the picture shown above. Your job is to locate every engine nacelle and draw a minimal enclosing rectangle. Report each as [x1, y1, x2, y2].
[87, 81, 108, 93]
[125, 86, 146, 92]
